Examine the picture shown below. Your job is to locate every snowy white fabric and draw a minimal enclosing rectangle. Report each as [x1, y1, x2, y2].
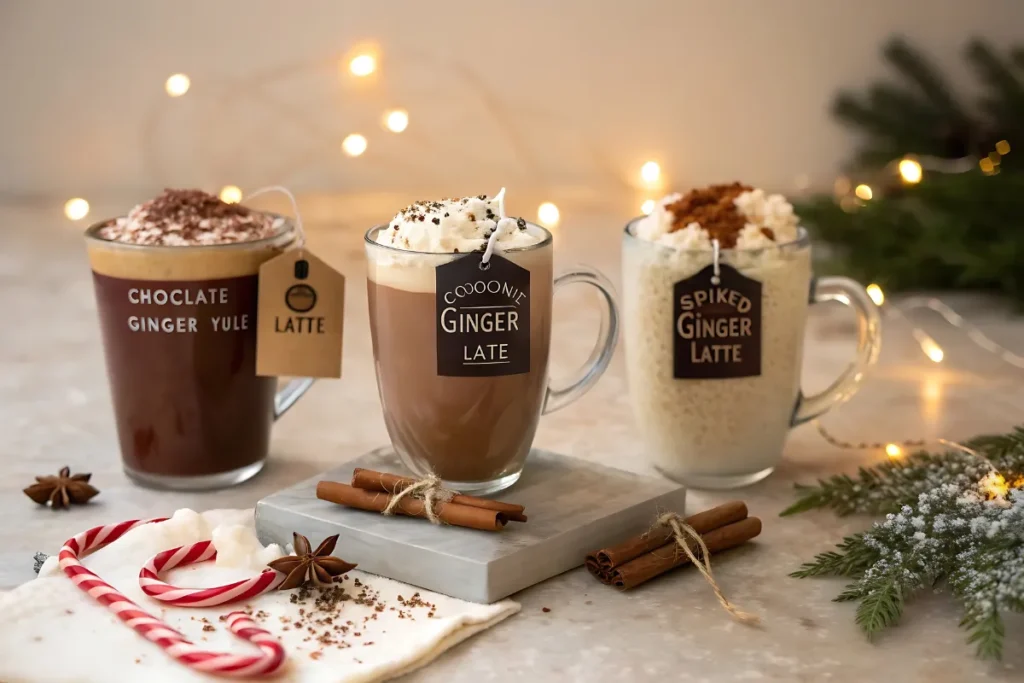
[0, 509, 519, 683]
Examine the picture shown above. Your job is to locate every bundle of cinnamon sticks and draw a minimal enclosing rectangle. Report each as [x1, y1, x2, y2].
[586, 501, 760, 590]
[316, 468, 527, 532]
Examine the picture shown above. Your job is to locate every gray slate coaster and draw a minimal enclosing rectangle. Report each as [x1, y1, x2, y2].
[255, 447, 686, 603]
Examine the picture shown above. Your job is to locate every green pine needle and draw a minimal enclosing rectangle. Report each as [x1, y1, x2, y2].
[788, 425, 1024, 659]
[963, 611, 1005, 660]
[855, 577, 906, 640]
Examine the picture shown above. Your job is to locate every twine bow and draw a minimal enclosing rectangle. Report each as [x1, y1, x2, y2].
[381, 474, 455, 525]
[656, 512, 761, 626]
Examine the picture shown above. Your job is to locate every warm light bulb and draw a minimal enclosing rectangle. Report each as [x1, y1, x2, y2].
[219, 185, 242, 204]
[165, 73, 191, 97]
[918, 335, 944, 363]
[640, 161, 661, 185]
[885, 443, 902, 458]
[996, 140, 1011, 155]
[383, 109, 409, 133]
[641, 199, 656, 215]
[855, 184, 873, 200]
[537, 202, 560, 227]
[349, 54, 376, 77]
[866, 284, 885, 306]
[342, 133, 368, 157]
[979, 472, 1010, 500]
[64, 198, 90, 221]
[898, 158, 922, 184]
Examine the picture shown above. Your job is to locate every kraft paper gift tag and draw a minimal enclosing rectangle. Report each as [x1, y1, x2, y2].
[256, 248, 344, 378]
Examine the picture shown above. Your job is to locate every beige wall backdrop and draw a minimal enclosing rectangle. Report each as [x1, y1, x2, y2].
[0, 0, 1021, 214]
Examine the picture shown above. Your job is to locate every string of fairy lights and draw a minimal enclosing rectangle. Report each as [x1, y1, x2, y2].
[53, 44, 1019, 468]
[58, 48, 645, 231]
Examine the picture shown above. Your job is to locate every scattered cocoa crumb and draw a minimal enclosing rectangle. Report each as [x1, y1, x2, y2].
[310, 651, 322, 661]
[542, 607, 551, 613]
[203, 624, 215, 633]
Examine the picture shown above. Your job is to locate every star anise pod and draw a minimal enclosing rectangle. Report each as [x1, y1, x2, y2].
[23, 466, 100, 510]
[268, 533, 357, 590]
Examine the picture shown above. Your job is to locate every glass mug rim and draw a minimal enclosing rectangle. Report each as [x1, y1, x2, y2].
[623, 218, 810, 253]
[364, 221, 553, 255]
[83, 214, 296, 251]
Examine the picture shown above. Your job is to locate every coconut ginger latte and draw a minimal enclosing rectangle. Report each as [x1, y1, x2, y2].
[366, 191, 619, 493]
[623, 184, 881, 489]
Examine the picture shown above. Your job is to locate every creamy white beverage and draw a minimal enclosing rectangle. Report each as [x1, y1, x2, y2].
[623, 183, 879, 489]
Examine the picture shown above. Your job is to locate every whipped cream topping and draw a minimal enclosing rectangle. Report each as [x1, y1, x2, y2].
[375, 189, 544, 254]
[635, 187, 800, 251]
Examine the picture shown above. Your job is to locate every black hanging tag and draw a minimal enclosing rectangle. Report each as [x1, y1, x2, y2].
[672, 263, 762, 379]
[435, 253, 531, 377]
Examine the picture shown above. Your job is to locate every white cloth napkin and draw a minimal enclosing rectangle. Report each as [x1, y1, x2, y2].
[0, 509, 519, 682]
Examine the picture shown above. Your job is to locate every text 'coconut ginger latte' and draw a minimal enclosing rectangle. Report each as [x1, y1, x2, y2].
[365, 190, 619, 493]
[622, 184, 881, 489]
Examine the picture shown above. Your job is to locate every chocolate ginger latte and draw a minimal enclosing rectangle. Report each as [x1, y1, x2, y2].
[366, 192, 619, 493]
[86, 189, 311, 489]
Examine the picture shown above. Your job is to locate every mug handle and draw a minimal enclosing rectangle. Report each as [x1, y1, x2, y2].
[543, 266, 620, 414]
[274, 378, 315, 419]
[791, 276, 882, 425]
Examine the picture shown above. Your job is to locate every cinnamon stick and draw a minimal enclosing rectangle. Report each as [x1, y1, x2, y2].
[610, 517, 761, 590]
[316, 481, 508, 532]
[588, 501, 748, 576]
[350, 468, 527, 522]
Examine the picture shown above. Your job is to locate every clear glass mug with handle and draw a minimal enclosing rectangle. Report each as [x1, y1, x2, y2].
[365, 222, 619, 494]
[622, 221, 881, 489]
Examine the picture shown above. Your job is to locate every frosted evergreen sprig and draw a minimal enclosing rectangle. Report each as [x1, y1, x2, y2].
[788, 427, 1024, 659]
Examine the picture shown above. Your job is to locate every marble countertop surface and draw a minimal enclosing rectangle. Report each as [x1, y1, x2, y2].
[2, 202, 1023, 682]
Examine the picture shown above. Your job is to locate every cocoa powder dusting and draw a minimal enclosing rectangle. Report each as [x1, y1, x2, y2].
[664, 182, 753, 248]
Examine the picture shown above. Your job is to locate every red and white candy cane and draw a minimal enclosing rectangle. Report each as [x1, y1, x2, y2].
[59, 518, 287, 678]
[140, 539, 284, 606]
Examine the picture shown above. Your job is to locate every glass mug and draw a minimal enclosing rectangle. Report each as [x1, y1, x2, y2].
[365, 223, 619, 494]
[622, 221, 881, 489]
[85, 219, 313, 490]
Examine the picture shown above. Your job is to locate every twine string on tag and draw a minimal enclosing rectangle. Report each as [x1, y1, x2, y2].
[244, 186, 307, 248]
[479, 187, 507, 270]
[655, 512, 761, 626]
[381, 474, 456, 524]
[711, 238, 722, 285]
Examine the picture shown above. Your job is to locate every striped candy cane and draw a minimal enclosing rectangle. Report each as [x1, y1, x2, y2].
[140, 540, 284, 606]
[59, 518, 287, 677]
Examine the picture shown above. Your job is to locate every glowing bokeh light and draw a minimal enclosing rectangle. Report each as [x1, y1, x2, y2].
[165, 73, 191, 97]
[342, 134, 368, 157]
[898, 158, 923, 184]
[537, 202, 560, 227]
[383, 109, 409, 133]
[219, 185, 243, 204]
[64, 198, 90, 221]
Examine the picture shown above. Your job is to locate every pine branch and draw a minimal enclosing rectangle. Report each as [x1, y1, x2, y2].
[790, 533, 876, 578]
[965, 40, 1024, 128]
[855, 574, 906, 640]
[963, 611, 1005, 660]
[883, 36, 967, 122]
